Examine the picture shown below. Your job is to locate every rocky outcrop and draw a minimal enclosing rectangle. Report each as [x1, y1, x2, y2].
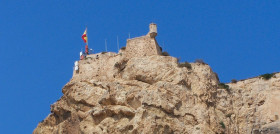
[33, 54, 280, 134]
[216, 73, 280, 134]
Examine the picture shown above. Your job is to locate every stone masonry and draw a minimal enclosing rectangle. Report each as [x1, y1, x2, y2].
[124, 23, 162, 59]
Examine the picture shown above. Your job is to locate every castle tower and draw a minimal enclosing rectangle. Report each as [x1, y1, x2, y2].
[123, 23, 162, 59]
[148, 23, 157, 38]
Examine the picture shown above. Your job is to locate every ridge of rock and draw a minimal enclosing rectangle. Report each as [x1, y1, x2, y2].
[34, 54, 280, 134]
[33, 24, 280, 134]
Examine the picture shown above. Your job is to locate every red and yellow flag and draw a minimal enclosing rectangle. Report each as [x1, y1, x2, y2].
[82, 28, 87, 43]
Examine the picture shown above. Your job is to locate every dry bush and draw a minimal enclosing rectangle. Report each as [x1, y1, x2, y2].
[162, 51, 169, 56]
[120, 46, 126, 50]
[195, 59, 207, 65]
[178, 62, 192, 70]
[218, 83, 230, 93]
[231, 79, 238, 83]
[260, 73, 275, 80]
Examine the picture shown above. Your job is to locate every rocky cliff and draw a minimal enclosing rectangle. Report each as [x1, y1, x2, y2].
[33, 53, 280, 134]
[217, 73, 280, 134]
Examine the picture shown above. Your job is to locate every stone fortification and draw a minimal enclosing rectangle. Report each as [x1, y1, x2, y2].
[124, 36, 161, 59]
[123, 23, 162, 59]
[73, 23, 162, 80]
[73, 52, 118, 80]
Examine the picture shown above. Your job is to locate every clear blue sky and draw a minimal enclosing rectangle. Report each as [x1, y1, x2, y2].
[0, 1, 279, 133]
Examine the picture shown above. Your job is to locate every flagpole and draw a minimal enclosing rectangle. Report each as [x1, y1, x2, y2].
[86, 26, 88, 46]
[105, 39, 107, 52]
[117, 36, 119, 51]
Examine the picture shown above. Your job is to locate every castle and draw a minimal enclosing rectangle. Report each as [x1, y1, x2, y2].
[123, 23, 162, 59]
[73, 23, 163, 78]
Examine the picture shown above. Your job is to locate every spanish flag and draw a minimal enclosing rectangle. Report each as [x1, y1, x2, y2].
[82, 28, 87, 43]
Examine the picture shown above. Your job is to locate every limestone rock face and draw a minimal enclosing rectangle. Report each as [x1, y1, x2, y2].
[33, 54, 280, 134]
[216, 73, 280, 134]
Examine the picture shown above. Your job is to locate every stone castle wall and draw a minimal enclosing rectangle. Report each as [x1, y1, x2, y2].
[124, 35, 162, 59]
[72, 23, 163, 80]
[72, 52, 119, 80]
